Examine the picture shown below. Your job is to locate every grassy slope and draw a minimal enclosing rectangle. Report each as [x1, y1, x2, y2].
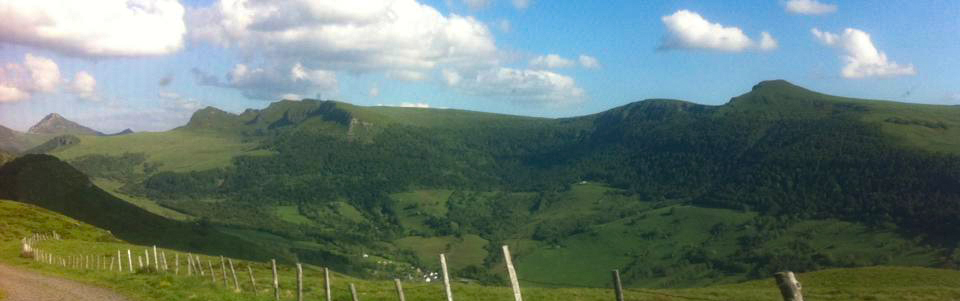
[93, 178, 193, 221]
[41, 129, 265, 220]
[0, 155, 287, 264]
[51, 130, 266, 173]
[2, 201, 959, 301]
[724, 80, 960, 153]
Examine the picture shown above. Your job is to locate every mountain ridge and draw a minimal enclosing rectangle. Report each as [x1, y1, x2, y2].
[27, 113, 103, 136]
[10, 80, 960, 287]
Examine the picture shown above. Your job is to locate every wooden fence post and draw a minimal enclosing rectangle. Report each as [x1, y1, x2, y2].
[272, 259, 280, 301]
[441, 254, 454, 301]
[208, 260, 216, 284]
[503, 245, 523, 301]
[394, 279, 406, 301]
[248, 265, 258, 295]
[187, 254, 193, 276]
[138, 256, 144, 269]
[612, 269, 624, 301]
[325, 267, 332, 301]
[175, 253, 180, 275]
[221, 256, 229, 287]
[162, 251, 169, 271]
[774, 271, 804, 301]
[297, 263, 304, 301]
[229, 259, 240, 292]
[127, 249, 133, 273]
[144, 249, 150, 268]
[350, 283, 360, 301]
[153, 246, 159, 268]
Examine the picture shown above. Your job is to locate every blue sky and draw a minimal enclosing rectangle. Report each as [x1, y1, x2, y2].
[0, 0, 957, 132]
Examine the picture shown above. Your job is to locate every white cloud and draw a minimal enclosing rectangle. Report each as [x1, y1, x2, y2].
[512, 0, 532, 10]
[0, 0, 186, 57]
[463, 0, 491, 10]
[23, 54, 60, 92]
[0, 86, 29, 103]
[759, 32, 778, 51]
[194, 62, 338, 100]
[785, 0, 837, 15]
[369, 87, 380, 98]
[530, 54, 575, 69]
[189, 0, 499, 75]
[0, 53, 61, 102]
[812, 28, 916, 79]
[377, 102, 431, 108]
[578, 55, 600, 69]
[400, 102, 430, 108]
[442, 69, 462, 86]
[452, 67, 585, 106]
[660, 10, 776, 52]
[70, 71, 98, 101]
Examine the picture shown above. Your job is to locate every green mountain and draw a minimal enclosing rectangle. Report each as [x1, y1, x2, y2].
[28, 80, 960, 287]
[0, 125, 34, 153]
[0, 154, 287, 263]
[0, 150, 13, 167]
[28, 113, 103, 136]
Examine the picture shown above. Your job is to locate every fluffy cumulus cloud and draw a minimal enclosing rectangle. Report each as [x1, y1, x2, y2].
[785, 0, 837, 15]
[189, 0, 498, 75]
[446, 67, 585, 106]
[578, 55, 600, 69]
[660, 10, 777, 52]
[70, 71, 98, 101]
[0, 53, 61, 102]
[759, 32, 778, 51]
[191, 63, 338, 100]
[0, 0, 186, 57]
[530, 54, 575, 69]
[812, 28, 916, 79]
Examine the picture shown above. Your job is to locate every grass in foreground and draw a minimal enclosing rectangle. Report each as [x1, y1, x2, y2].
[3, 199, 960, 301]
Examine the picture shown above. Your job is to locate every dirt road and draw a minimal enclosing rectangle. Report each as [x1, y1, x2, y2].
[0, 263, 130, 301]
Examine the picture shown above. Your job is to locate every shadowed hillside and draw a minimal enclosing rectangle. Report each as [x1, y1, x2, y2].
[0, 154, 286, 262]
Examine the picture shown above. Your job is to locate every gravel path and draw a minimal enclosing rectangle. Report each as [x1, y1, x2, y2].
[0, 263, 130, 301]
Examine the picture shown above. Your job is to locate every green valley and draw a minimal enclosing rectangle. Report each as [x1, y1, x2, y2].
[1, 80, 959, 291]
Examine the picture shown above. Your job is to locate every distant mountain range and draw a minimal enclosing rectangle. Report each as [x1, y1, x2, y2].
[0, 114, 132, 154]
[2, 80, 960, 287]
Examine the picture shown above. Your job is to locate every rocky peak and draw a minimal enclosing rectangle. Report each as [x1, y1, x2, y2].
[27, 113, 103, 136]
